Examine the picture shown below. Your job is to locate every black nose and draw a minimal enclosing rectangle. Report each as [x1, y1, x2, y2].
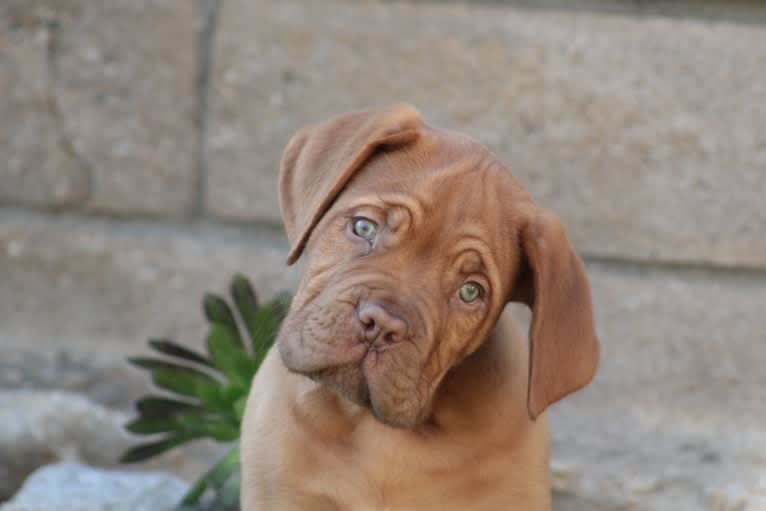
[357, 302, 407, 344]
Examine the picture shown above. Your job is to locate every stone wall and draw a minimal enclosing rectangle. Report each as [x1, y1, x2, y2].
[1, 1, 765, 509]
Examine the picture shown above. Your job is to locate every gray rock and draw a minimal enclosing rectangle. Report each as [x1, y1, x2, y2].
[208, 0, 766, 269]
[0, 0, 197, 217]
[0, 389, 230, 502]
[0, 462, 188, 511]
[0, 391, 133, 500]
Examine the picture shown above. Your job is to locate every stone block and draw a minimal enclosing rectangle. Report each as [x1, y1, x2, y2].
[208, 0, 766, 269]
[547, 261, 766, 510]
[0, 210, 300, 355]
[0, 2, 86, 207]
[0, 0, 197, 217]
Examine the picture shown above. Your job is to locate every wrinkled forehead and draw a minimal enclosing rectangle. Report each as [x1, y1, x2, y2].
[340, 127, 529, 234]
[333, 129, 531, 287]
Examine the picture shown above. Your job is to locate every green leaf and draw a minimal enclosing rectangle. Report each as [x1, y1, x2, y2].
[233, 396, 247, 421]
[180, 446, 241, 506]
[230, 275, 261, 352]
[217, 469, 242, 510]
[126, 416, 185, 435]
[131, 360, 225, 409]
[127, 357, 214, 376]
[203, 445, 241, 489]
[199, 422, 240, 442]
[249, 294, 291, 365]
[120, 434, 198, 463]
[122, 275, 291, 507]
[155, 372, 223, 409]
[177, 479, 207, 508]
[206, 324, 256, 387]
[218, 382, 247, 404]
[147, 339, 212, 368]
[136, 396, 202, 419]
[230, 274, 258, 320]
[203, 294, 243, 348]
[127, 414, 239, 442]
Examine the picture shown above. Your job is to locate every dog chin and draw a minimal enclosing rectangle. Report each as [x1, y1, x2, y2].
[278, 330, 427, 428]
[309, 362, 370, 406]
[304, 359, 425, 429]
[329, 376, 424, 429]
[368, 403, 424, 429]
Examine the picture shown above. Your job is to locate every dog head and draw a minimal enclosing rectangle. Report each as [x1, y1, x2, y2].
[276, 106, 599, 428]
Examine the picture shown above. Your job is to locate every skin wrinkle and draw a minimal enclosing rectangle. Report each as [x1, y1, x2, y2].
[284, 264, 432, 416]
[320, 181, 500, 428]
[242, 107, 599, 511]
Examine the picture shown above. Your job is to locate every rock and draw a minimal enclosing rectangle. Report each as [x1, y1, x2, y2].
[0, 391, 133, 500]
[0, 462, 188, 511]
[0, 0, 197, 217]
[208, 0, 766, 269]
[0, 389, 231, 502]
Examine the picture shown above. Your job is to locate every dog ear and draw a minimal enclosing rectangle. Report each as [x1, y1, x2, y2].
[279, 106, 423, 265]
[511, 208, 600, 420]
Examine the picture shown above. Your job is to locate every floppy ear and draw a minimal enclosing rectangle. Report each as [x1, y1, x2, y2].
[511, 208, 600, 419]
[279, 106, 423, 265]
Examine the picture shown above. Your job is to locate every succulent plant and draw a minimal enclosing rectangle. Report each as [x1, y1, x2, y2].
[121, 274, 290, 510]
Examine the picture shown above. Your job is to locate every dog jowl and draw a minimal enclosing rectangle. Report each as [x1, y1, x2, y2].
[275, 106, 599, 428]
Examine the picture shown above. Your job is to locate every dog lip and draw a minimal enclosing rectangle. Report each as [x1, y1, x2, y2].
[279, 337, 370, 376]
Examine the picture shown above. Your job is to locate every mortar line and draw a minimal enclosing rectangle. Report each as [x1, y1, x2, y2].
[191, 0, 223, 219]
[580, 254, 766, 280]
[0, 205, 287, 245]
[44, 18, 95, 209]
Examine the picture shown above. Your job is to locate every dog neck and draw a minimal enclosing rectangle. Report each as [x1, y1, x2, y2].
[427, 310, 535, 437]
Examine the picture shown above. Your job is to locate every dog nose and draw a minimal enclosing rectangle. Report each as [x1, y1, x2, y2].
[358, 302, 407, 344]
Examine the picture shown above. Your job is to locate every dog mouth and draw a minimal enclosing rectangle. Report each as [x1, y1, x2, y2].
[301, 341, 426, 428]
[278, 296, 428, 426]
[305, 357, 372, 408]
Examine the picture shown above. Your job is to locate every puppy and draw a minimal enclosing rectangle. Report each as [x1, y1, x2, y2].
[241, 106, 599, 511]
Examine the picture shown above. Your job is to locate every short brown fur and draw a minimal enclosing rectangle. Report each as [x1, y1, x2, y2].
[241, 106, 599, 511]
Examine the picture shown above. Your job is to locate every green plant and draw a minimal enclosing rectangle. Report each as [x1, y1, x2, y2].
[121, 274, 290, 510]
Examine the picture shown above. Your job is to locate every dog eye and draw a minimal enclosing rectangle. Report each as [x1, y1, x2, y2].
[352, 217, 378, 241]
[458, 282, 483, 303]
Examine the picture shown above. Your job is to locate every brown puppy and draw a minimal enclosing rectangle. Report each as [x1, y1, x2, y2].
[241, 106, 599, 511]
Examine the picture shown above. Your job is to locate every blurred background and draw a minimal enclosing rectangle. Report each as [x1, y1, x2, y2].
[1, 0, 765, 510]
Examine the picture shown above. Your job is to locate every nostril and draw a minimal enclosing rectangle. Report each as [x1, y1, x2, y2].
[357, 301, 407, 344]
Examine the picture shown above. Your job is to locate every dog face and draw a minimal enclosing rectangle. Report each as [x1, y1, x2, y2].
[277, 107, 599, 428]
